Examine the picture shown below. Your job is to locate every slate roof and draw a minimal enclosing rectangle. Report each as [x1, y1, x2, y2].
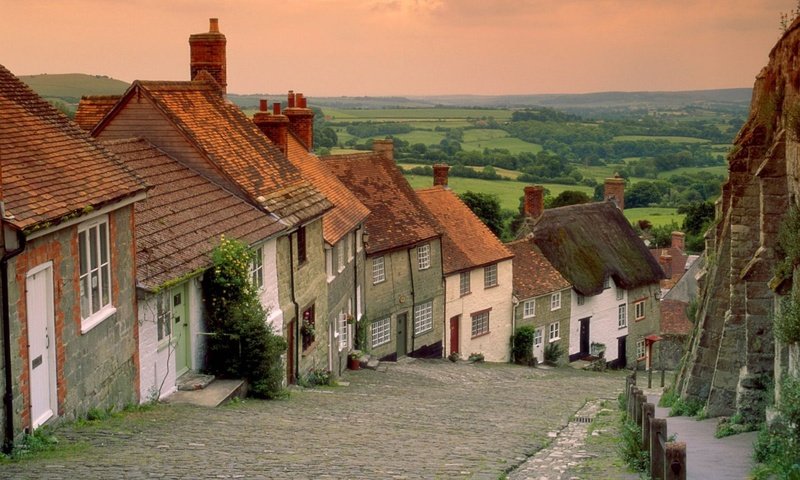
[104, 138, 284, 290]
[660, 299, 692, 335]
[519, 201, 665, 296]
[505, 238, 570, 299]
[75, 95, 121, 131]
[322, 152, 439, 255]
[0, 64, 146, 232]
[285, 134, 369, 245]
[96, 76, 331, 228]
[416, 186, 512, 275]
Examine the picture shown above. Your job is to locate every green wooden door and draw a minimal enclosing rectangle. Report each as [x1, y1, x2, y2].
[171, 286, 190, 375]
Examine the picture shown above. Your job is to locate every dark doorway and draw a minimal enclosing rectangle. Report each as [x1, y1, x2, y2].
[579, 317, 590, 356]
[449, 315, 460, 355]
[396, 312, 408, 357]
[286, 320, 295, 384]
[617, 335, 627, 368]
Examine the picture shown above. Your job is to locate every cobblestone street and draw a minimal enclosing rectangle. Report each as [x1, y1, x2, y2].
[1, 360, 626, 479]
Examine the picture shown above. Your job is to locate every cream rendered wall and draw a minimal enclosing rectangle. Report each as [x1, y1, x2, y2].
[255, 238, 283, 332]
[569, 278, 628, 361]
[443, 259, 513, 362]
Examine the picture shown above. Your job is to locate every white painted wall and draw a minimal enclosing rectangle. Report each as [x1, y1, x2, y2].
[137, 294, 177, 403]
[569, 279, 628, 361]
[256, 238, 283, 333]
[443, 259, 513, 362]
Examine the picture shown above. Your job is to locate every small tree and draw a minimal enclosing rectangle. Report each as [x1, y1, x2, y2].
[512, 325, 537, 366]
[202, 236, 287, 399]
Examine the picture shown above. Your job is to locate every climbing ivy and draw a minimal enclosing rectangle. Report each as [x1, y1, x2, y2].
[775, 294, 800, 344]
[776, 204, 800, 281]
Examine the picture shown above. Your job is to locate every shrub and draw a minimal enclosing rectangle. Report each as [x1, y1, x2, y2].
[468, 352, 485, 363]
[617, 417, 649, 473]
[298, 369, 335, 388]
[202, 236, 287, 399]
[668, 397, 704, 417]
[776, 204, 800, 280]
[511, 326, 536, 366]
[775, 294, 800, 344]
[544, 341, 564, 364]
[658, 386, 679, 408]
[715, 413, 757, 438]
[354, 316, 370, 352]
[448, 351, 460, 362]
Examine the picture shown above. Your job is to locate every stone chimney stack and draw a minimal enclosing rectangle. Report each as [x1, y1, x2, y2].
[284, 91, 314, 151]
[189, 18, 227, 94]
[659, 252, 672, 278]
[523, 185, 544, 219]
[372, 139, 394, 161]
[604, 174, 625, 211]
[671, 231, 685, 251]
[433, 164, 450, 187]
[253, 99, 290, 155]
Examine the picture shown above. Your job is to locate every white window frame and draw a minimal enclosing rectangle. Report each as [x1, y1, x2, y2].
[533, 328, 543, 347]
[635, 300, 646, 320]
[417, 244, 431, 270]
[550, 292, 561, 311]
[156, 290, 172, 345]
[603, 277, 611, 289]
[325, 247, 334, 282]
[372, 317, 391, 348]
[337, 241, 345, 273]
[576, 293, 585, 306]
[459, 271, 470, 297]
[471, 310, 490, 337]
[637, 338, 646, 359]
[356, 228, 363, 252]
[616, 287, 624, 301]
[523, 300, 535, 318]
[250, 246, 264, 290]
[372, 256, 385, 284]
[484, 263, 498, 288]
[618, 304, 628, 328]
[414, 301, 433, 335]
[548, 322, 560, 342]
[78, 215, 115, 332]
[339, 312, 348, 351]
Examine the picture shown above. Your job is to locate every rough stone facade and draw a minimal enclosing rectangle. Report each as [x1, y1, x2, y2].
[364, 240, 445, 361]
[676, 20, 800, 420]
[6, 206, 138, 438]
[514, 287, 572, 365]
[627, 283, 662, 368]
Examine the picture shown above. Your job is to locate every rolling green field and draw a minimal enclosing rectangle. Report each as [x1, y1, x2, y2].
[323, 107, 513, 121]
[19, 73, 129, 99]
[612, 135, 710, 143]
[624, 208, 685, 227]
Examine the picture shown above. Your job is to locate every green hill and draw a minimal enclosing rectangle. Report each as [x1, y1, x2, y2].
[19, 73, 129, 103]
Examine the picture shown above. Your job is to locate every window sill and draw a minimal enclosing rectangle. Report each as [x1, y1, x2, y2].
[302, 340, 318, 356]
[81, 305, 116, 334]
[550, 307, 561, 312]
[522, 314, 535, 320]
[471, 330, 491, 339]
[373, 279, 385, 285]
[419, 266, 430, 271]
[414, 328, 433, 337]
[157, 339, 172, 352]
[549, 337, 560, 343]
[460, 291, 472, 298]
[484, 284, 499, 290]
[327, 275, 335, 284]
[635, 317, 646, 322]
[619, 325, 628, 330]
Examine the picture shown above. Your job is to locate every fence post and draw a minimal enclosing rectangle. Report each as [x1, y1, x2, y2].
[634, 390, 644, 426]
[650, 418, 667, 480]
[665, 441, 687, 480]
[648, 368, 653, 388]
[629, 386, 638, 419]
[642, 402, 654, 449]
[661, 367, 666, 388]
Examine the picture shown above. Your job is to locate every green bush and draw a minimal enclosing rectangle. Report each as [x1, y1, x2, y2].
[776, 204, 800, 280]
[468, 352, 485, 363]
[658, 386, 679, 408]
[298, 369, 335, 388]
[668, 397, 704, 417]
[511, 326, 536, 366]
[752, 376, 800, 478]
[775, 294, 800, 344]
[544, 341, 564, 364]
[617, 417, 649, 473]
[202, 236, 287, 399]
[354, 316, 369, 352]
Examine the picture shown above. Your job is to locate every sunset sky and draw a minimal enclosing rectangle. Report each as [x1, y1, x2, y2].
[0, 0, 795, 96]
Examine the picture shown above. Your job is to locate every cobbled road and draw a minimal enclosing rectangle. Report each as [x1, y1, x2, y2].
[2, 359, 624, 479]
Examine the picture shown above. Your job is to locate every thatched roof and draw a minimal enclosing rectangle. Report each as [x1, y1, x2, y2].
[520, 201, 665, 296]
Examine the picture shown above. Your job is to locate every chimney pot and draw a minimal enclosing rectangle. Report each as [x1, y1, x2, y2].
[372, 139, 394, 162]
[209, 18, 219, 32]
[190, 18, 227, 94]
[433, 164, 450, 187]
[523, 185, 544, 219]
[273, 102, 281, 115]
[259, 99, 268, 112]
[671, 231, 685, 251]
[604, 174, 625, 211]
[288, 91, 296, 108]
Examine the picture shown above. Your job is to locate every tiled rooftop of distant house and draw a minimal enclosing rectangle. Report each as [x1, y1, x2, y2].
[506, 238, 571, 299]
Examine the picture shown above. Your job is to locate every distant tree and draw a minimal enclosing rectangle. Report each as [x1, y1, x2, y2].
[314, 126, 338, 149]
[459, 191, 504, 238]
[626, 181, 664, 208]
[547, 190, 592, 209]
[678, 201, 715, 235]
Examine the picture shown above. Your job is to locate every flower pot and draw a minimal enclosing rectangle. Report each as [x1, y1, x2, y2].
[348, 356, 361, 370]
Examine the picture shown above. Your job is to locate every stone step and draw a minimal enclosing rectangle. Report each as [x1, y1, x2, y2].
[166, 379, 246, 407]
[365, 358, 380, 370]
[176, 372, 215, 391]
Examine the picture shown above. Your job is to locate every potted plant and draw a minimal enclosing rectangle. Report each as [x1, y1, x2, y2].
[301, 320, 315, 338]
[348, 351, 363, 370]
[345, 313, 355, 326]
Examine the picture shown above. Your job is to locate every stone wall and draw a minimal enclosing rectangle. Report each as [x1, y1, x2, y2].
[514, 287, 572, 365]
[676, 19, 800, 421]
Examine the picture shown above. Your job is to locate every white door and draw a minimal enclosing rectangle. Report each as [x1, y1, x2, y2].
[533, 327, 544, 363]
[27, 262, 57, 429]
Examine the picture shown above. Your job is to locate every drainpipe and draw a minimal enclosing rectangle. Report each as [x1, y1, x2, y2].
[511, 294, 519, 364]
[352, 227, 359, 347]
[2, 227, 26, 453]
[288, 232, 300, 383]
[406, 247, 416, 356]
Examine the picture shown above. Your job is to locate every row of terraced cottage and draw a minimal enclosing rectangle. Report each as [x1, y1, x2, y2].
[0, 19, 668, 446]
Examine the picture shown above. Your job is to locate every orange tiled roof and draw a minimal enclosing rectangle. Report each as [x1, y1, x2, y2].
[0, 64, 146, 231]
[660, 298, 692, 335]
[505, 238, 571, 299]
[104, 138, 285, 290]
[650, 246, 688, 289]
[98, 78, 331, 228]
[323, 152, 439, 254]
[286, 135, 369, 245]
[75, 95, 121, 131]
[416, 186, 512, 274]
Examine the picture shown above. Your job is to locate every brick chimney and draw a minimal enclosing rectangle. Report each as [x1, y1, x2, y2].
[190, 18, 227, 94]
[253, 99, 290, 155]
[433, 164, 450, 187]
[372, 139, 394, 161]
[671, 231, 685, 251]
[604, 174, 625, 211]
[523, 185, 544, 219]
[659, 252, 673, 278]
[284, 91, 314, 151]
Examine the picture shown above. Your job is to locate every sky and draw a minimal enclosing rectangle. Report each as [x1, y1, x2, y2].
[0, 0, 796, 96]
